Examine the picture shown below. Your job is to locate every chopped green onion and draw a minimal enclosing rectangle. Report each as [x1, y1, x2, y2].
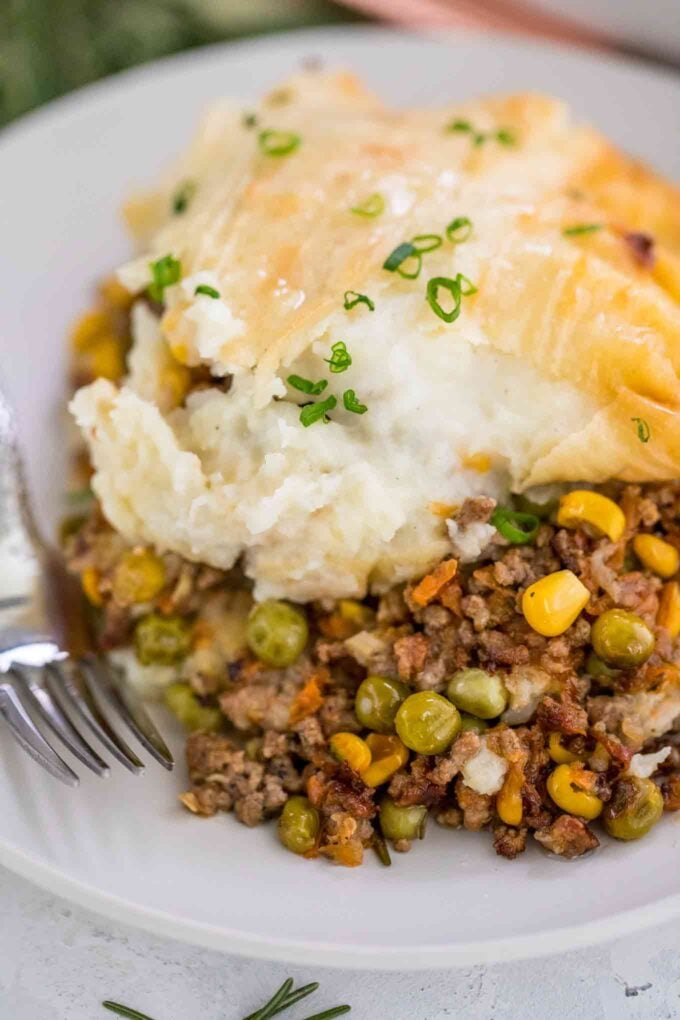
[194, 284, 220, 299]
[412, 233, 443, 253]
[495, 128, 517, 146]
[445, 216, 473, 244]
[171, 180, 196, 215]
[563, 223, 602, 237]
[472, 132, 486, 147]
[243, 112, 258, 129]
[299, 396, 337, 427]
[343, 290, 375, 312]
[343, 389, 368, 415]
[350, 193, 384, 218]
[325, 341, 352, 374]
[383, 241, 422, 279]
[148, 254, 181, 303]
[446, 119, 473, 133]
[491, 507, 540, 545]
[632, 417, 651, 443]
[258, 129, 301, 157]
[287, 375, 328, 396]
[425, 274, 477, 323]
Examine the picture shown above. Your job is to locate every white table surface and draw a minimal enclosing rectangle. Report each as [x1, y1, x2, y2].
[0, 867, 678, 1019]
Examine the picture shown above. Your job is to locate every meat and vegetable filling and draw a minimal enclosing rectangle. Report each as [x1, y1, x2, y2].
[64, 454, 680, 865]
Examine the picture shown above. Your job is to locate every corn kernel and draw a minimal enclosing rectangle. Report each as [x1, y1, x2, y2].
[557, 490, 625, 542]
[633, 534, 679, 579]
[547, 763, 603, 820]
[111, 549, 166, 605]
[462, 452, 492, 473]
[496, 766, 523, 826]
[85, 334, 126, 381]
[548, 732, 580, 765]
[362, 733, 409, 787]
[329, 732, 372, 774]
[338, 599, 375, 628]
[522, 569, 590, 637]
[99, 275, 134, 310]
[170, 341, 190, 365]
[159, 362, 191, 408]
[70, 310, 110, 352]
[658, 581, 680, 639]
[81, 567, 103, 607]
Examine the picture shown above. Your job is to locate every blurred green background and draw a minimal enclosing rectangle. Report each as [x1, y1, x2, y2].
[0, 0, 363, 127]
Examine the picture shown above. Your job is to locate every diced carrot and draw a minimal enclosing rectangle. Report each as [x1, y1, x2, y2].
[411, 558, 458, 607]
[289, 671, 328, 725]
[318, 842, 364, 867]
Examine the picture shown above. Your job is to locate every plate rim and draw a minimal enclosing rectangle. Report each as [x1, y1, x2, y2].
[2, 23, 680, 968]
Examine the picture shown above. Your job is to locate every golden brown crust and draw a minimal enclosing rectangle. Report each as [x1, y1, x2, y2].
[120, 72, 680, 486]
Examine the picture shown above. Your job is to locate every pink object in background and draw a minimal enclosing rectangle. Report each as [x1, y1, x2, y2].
[337, 0, 609, 48]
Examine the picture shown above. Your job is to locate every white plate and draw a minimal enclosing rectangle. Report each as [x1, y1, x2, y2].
[525, 0, 680, 63]
[1, 26, 680, 970]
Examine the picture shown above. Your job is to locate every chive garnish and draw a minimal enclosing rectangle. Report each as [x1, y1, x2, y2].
[258, 130, 301, 156]
[343, 290, 375, 312]
[243, 112, 258, 129]
[447, 119, 473, 133]
[425, 274, 477, 323]
[445, 216, 473, 244]
[103, 1003, 157, 1020]
[299, 396, 337, 427]
[350, 193, 384, 218]
[491, 507, 540, 545]
[563, 223, 602, 237]
[412, 233, 443, 253]
[325, 341, 352, 374]
[148, 254, 181, 302]
[287, 375, 328, 396]
[171, 180, 196, 215]
[632, 417, 651, 443]
[343, 389, 367, 415]
[194, 284, 220, 299]
[446, 119, 516, 147]
[495, 128, 516, 146]
[383, 241, 422, 279]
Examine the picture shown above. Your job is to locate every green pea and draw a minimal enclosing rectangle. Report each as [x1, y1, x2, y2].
[164, 683, 221, 732]
[446, 668, 508, 719]
[459, 713, 488, 735]
[591, 609, 655, 669]
[603, 776, 664, 841]
[134, 613, 191, 666]
[355, 675, 410, 733]
[395, 691, 461, 755]
[246, 600, 308, 668]
[380, 797, 428, 841]
[585, 651, 621, 686]
[278, 795, 320, 855]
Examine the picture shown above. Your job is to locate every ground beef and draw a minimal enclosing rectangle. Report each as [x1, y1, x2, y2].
[455, 778, 494, 831]
[456, 496, 496, 528]
[394, 633, 429, 680]
[534, 815, 600, 858]
[493, 825, 528, 859]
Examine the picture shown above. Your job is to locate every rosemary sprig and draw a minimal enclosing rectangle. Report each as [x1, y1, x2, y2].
[242, 977, 293, 1020]
[302, 1008, 351, 1019]
[103, 1003, 157, 1020]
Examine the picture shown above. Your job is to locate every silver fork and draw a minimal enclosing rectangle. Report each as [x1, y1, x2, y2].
[0, 385, 173, 786]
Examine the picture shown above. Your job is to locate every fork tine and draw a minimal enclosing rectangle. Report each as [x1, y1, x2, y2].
[50, 659, 144, 775]
[0, 681, 79, 786]
[87, 656, 174, 771]
[12, 665, 111, 777]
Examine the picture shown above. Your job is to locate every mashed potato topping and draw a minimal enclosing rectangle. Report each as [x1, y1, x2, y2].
[70, 71, 680, 601]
